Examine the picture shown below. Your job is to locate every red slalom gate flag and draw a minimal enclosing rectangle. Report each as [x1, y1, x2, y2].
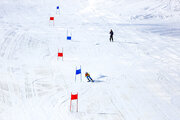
[58, 53, 63, 57]
[70, 93, 78, 112]
[71, 93, 78, 100]
[57, 48, 63, 61]
[50, 17, 54, 20]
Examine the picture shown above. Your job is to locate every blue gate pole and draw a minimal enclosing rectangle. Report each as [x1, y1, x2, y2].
[75, 66, 77, 82]
[80, 65, 82, 82]
[71, 31, 72, 40]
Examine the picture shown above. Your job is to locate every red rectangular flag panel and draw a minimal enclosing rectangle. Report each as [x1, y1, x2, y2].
[58, 53, 63, 57]
[71, 94, 78, 100]
[50, 17, 54, 20]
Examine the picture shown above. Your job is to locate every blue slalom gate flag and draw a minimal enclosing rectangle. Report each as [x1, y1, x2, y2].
[67, 36, 71, 40]
[75, 66, 82, 82]
[57, 6, 59, 9]
[76, 69, 81, 75]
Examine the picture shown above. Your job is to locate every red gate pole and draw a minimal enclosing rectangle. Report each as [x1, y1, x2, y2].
[70, 92, 72, 111]
[62, 48, 63, 61]
[57, 49, 59, 61]
[77, 93, 78, 112]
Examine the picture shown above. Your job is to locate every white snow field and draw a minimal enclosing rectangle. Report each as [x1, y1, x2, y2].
[0, 0, 180, 120]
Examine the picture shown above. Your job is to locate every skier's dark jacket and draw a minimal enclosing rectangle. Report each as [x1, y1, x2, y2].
[110, 30, 113, 36]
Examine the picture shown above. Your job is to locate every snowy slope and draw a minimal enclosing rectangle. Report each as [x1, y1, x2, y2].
[0, 0, 180, 120]
[80, 0, 180, 23]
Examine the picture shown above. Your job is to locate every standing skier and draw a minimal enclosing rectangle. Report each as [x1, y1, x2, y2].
[85, 72, 94, 82]
[109, 29, 114, 42]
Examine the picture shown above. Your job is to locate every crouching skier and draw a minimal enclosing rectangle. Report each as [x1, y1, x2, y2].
[85, 72, 94, 82]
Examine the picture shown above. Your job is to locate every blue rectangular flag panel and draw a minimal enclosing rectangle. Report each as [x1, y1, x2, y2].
[76, 69, 81, 75]
[67, 36, 71, 40]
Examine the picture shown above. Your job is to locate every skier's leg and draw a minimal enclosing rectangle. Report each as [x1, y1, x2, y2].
[110, 35, 113, 42]
[89, 76, 92, 80]
[87, 76, 90, 81]
[89, 76, 93, 82]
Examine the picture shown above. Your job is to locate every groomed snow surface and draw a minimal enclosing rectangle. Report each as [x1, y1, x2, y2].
[0, 0, 180, 120]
